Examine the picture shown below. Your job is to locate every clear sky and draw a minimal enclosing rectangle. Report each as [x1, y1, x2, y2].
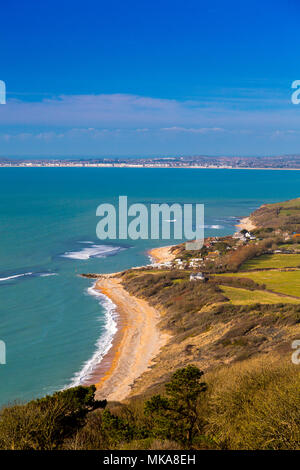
[0, 0, 299, 157]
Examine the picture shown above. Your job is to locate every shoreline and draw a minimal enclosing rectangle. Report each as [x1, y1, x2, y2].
[235, 216, 257, 232]
[147, 244, 175, 264]
[85, 274, 169, 402]
[3, 165, 300, 171]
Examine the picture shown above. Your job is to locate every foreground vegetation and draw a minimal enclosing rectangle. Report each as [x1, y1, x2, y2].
[1, 361, 299, 450]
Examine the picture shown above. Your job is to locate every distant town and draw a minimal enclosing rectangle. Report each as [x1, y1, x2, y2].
[2, 154, 300, 169]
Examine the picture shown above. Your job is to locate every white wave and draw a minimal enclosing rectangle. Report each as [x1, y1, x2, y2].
[0, 272, 57, 282]
[67, 284, 118, 387]
[0, 272, 33, 282]
[148, 254, 155, 265]
[39, 273, 58, 277]
[199, 224, 224, 229]
[61, 244, 123, 260]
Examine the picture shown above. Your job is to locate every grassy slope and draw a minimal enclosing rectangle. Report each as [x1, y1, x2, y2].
[220, 285, 300, 305]
[279, 243, 300, 251]
[251, 197, 300, 231]
[119, 269, 300, 400]
[118, 198, 300, 400]
[240, 254, 300, 270]
[216, 270, 300, 297]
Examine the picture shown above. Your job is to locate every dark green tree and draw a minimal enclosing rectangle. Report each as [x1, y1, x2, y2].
[144, 365, 207, 445]
[100, 409, 138, 447]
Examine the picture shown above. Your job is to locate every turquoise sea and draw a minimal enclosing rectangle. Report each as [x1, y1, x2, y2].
[1, 167, 300, 406]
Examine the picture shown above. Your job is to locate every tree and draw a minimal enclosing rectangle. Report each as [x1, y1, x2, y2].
[0, 385, 106, 450]
[144, 365, 207, 445]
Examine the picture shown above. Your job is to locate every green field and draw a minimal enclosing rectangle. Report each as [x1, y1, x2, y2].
[279, 244, 300, 251]
[216, 270, 300, 297]
[280, 209, 300, 216]
[220, 285, 300, 305]
[240, 254, 300, 271]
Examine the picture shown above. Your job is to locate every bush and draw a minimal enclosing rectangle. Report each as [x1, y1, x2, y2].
[0, 385, 105, 450]
[205, 358, 300, 449]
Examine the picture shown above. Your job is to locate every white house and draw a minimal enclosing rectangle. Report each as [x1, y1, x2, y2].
[190, 272, 206, 282]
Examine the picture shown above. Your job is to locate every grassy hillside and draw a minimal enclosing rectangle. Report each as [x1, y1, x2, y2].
[220, 285, 300, 305]
[1, 358, 298, 450]
[119, 268, 300, 404]
[116, 197, 300, 430]
[250, 197, 300, 233]
[240, 253, 300, 270]
[216, 270, 300, 297]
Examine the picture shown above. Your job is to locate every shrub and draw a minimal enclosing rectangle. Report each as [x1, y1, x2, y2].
[205, 358, 300, 449]
[0, 385, 105, 450]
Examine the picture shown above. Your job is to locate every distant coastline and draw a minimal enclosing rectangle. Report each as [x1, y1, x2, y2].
[2, 154, 300, 170]
[2, 164, 300, 170]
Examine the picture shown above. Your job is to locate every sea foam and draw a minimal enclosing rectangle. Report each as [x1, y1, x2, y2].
[0, 272, 33, 282]
[0, 272, 57, 282]
[67, 283, 118, 387]
[199, 224, 224, 229]
[61, 244, 123, 260]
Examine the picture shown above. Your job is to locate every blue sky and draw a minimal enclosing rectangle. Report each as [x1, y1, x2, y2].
[0, 0, 299, 157]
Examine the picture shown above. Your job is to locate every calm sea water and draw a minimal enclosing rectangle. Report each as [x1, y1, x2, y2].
[1, 167, 300, 406]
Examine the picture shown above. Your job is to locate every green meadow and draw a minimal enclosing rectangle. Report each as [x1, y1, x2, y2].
[220, 285, 300, 305]
[216, 270, 300, 297]
[240, 254, 300, 271]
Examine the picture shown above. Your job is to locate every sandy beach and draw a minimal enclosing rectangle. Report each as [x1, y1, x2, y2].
[148, 245, 175, 263]
[235, 216, 257, 232]
[87, 275, 169, 402]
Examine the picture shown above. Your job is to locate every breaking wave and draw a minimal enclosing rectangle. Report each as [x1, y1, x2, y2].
[61, 243, 124, 260]
[67, 284, 118, 386]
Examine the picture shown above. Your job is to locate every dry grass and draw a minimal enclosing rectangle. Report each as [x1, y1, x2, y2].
[205, 355, 300, 449]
